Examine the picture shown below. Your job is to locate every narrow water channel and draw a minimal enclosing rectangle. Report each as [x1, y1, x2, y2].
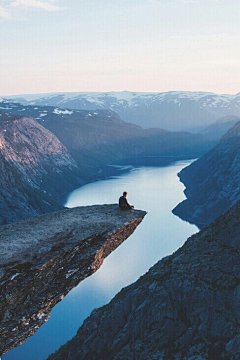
[4, 160, 198, 360]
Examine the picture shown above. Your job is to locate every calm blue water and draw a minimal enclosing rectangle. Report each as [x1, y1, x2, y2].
[4, 160, 198, 360]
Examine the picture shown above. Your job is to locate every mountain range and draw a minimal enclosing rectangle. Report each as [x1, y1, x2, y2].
[4, 91, 240, 132]
[0, 98, 215, 176]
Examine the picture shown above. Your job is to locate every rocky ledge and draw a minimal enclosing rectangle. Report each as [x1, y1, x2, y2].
[0, 204, 146, 356]
[49, 202, 239, 360]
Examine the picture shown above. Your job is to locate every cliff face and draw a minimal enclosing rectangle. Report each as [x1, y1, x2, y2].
[0, 112, 81, 225]
[48, 202, 240, 360]
[173, 121, 240, 228]
[0, 204, 146, 356]
[0, 151, 57, 225]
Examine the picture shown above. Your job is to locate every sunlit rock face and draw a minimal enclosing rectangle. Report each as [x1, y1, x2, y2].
[48, 202, 239, 360]
[0, 204, 146, 356]
[173, 121, 240, 228]
[0, 112, 81, 225]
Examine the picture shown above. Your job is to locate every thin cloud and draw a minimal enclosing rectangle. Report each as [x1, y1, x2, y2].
[0, 0, 62, 19]
[11, 0, 61, 12]
[0, 4, 10, 19]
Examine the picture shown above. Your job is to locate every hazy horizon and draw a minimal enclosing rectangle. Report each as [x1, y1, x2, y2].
[1, 89, 240, 98]
[1, 0, 240, 95]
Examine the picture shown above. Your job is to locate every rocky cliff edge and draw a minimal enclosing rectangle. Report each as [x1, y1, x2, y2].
[0, 204, 146, 356]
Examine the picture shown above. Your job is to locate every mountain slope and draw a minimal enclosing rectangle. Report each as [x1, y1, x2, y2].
[173, 121, 240, 228]
[200, 115, 240, 142]
[48, 201, 240, 360]
[0, 112, 81, 225]
[0, 99, 214, 182]
[5, 91, 240, 132]
[0, 150, 59, 225]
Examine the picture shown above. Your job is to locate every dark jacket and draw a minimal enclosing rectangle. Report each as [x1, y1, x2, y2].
[119, 195, 131, 210]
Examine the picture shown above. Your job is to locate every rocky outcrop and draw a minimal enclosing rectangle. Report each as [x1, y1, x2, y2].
[48, 202, 240, 360]
[0, 112, 81, 225]
[0, 204, 146, 356]
[173, 121, 240, 228]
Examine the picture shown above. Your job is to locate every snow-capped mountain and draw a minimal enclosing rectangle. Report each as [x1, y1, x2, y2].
[4, 91, 240, 132]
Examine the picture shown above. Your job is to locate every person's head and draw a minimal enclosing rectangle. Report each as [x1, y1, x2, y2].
[123, 191, 127, 197]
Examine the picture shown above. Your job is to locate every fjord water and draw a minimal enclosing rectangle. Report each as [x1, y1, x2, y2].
[4, 160, 198, 360]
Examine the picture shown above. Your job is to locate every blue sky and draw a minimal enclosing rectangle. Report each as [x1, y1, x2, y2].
[0, 0, 239, 95]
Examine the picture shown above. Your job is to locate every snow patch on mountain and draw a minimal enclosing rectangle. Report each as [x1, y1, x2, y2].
[53, 108, 73, 115]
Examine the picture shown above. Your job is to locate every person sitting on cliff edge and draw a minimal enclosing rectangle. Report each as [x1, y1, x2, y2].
[119, 191, 134, 210]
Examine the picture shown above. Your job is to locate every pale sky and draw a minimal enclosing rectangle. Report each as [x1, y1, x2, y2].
[0, 0, 240, 95]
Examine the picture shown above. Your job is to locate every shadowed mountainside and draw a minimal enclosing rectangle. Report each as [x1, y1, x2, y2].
[173, 121, 240, 228]
[0, 112, 81, 225]
[200, 115, 240, 142]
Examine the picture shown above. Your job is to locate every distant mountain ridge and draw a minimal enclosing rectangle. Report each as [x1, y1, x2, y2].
[0, 99, 214, 182]
[173, 121, 240, 228]
[4, 91, 240, 132]
[200, 115, 240, 142]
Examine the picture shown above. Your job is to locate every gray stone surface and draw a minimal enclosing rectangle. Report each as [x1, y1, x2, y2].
[49, 202, 240, 360]
[0, 204, 146, 356]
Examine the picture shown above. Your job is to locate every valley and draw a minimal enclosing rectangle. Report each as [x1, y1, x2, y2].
[49, 201, 239, 360]
[1, 1, 239, 359]
[3, 160, 198, 360]
[0, 99, 239, 360]
[0, 100, 214, 225]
